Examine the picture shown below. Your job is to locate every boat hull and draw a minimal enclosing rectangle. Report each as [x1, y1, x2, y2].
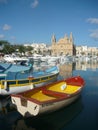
[11, 93, 80, 117]
[0, 84, 33, 95]
[0, 71, 59, 95]
[34, 76, 58, 87]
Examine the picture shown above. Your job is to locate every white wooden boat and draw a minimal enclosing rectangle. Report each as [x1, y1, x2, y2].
[0, 66, 59, 95]
[12, 98, 83, 130]
[11, 76, 85, 117]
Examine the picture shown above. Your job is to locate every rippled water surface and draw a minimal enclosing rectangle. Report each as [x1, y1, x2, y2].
[0, 61, 98, 130]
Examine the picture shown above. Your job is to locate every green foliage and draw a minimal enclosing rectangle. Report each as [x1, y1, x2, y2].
[0, 40, 10, 45]
[26, 46, 33, 52]
[0, 40, 30, 54]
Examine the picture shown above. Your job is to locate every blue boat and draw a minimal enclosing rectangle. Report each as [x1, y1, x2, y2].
[0, 66, 59, 95]
[0, 62, 32, 80]
[0, 62, 32, 73]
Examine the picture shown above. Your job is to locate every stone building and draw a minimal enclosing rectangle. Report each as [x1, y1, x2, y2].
[51, 32, 76, 56]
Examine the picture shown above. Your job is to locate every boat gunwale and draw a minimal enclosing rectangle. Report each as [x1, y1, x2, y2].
[65, 76, 85, 86]
[11, 91, 75, 105]
[0, 71, 59, 89]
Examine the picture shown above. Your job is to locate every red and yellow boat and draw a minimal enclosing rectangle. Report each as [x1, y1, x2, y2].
[11, 76, 85, 117]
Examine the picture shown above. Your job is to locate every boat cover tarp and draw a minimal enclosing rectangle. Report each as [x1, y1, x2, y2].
[0, 63, 12, 73]
[0, 64, 5, 72]
[46, 66, 58, 73]
[0, 63, 31, 73]
[6, 66, 58, 80]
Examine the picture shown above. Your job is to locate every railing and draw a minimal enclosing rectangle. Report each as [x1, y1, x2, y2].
[0, 79, 31, 89]
[0, 73, 58, 89]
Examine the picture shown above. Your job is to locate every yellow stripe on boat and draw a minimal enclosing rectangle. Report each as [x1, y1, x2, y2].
[0, 80, 32, 89]
[48, 82, 81, 94]
[0, 74, 58, 89]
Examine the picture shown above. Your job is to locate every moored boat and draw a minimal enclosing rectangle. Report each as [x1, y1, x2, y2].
[11, 76, 85, 117]
[12, 97, 83, 130]
[0, 62, 32, 74]
[0, 66, 59, 95]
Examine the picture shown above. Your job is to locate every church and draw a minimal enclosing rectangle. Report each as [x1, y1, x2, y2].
[51, 32, 76, 56]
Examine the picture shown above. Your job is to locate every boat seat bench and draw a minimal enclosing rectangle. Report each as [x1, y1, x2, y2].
[42, 84, 81, 98]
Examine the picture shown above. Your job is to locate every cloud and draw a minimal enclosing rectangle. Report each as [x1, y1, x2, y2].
[87, 18, 98, 24]
[89, 29, 98, 40]
[3, 24, 11, 31]
[0, 34, 5, 39]
[10, 36, 16, 40]
[31, 0, 39, 8]
[86, 18, 98, 41]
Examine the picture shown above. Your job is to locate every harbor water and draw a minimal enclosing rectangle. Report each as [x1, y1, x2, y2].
[0, 61, 98, 130]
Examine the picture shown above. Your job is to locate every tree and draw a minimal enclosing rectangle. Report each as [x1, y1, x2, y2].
[17, 45, 26, 54]
[0, 40, 15, 54]
[26, 46, 33, 52]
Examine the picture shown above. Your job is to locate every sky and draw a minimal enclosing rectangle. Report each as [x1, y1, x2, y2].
[0, 0, 98, 47]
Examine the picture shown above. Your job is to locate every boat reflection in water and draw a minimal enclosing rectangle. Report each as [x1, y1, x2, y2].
[0, 96, 22, 130]
[0, 96, 14, 114]
[12, 97, 83, 130]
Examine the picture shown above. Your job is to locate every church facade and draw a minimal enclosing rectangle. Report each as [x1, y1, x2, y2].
[51, 32, 76, 56]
